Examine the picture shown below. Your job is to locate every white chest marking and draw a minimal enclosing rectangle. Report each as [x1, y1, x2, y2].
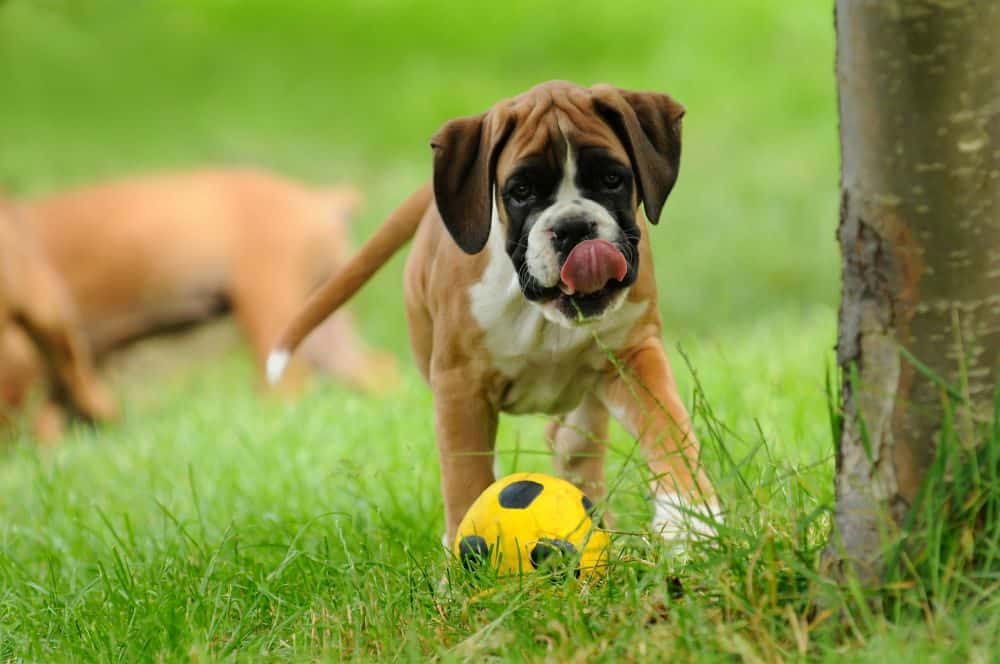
[470, 208, 647, 415]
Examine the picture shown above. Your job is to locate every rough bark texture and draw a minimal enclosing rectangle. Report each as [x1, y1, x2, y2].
[832, 0, 1000, 580]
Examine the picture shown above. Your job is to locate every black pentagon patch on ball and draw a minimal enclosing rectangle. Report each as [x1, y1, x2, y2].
[458, 535, 491, 571]
[530, 538, 581, 580]
[498, 480, 545, 509]
[582, 494, 607, 529]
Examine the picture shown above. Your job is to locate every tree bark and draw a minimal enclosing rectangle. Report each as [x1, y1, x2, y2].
[831, 0, 1000, 580]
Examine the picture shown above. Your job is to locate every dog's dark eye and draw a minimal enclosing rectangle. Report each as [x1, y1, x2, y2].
[601, 173, 623, 190]
[509, 182, 534, 203]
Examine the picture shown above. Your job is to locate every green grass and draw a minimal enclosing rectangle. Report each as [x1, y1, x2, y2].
[1, 1, 995, 661]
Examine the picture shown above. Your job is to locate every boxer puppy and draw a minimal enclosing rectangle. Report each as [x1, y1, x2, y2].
[270, 81, 720, 546]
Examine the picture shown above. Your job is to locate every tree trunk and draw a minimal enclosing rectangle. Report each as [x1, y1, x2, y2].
[830, 0, 1000, 581]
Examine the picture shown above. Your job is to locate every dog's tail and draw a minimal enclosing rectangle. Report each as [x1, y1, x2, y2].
[266, 182, 433, 384]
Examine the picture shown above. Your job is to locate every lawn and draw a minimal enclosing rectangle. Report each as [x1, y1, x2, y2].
[1, 1, 994, 661]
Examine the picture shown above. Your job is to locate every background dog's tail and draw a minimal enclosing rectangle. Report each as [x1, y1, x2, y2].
[267, 182, 433, 384]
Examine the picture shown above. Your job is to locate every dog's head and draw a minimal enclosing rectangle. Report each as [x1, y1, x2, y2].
[431, 80, 684, 325]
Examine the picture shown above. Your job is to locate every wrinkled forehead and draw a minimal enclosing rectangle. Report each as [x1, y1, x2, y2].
[494, 96, 630, 181]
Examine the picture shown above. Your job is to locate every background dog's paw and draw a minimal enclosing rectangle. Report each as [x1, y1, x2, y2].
[78, 382, 120, 423]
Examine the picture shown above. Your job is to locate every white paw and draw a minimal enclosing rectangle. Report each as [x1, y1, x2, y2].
[652, 492, 721, 550]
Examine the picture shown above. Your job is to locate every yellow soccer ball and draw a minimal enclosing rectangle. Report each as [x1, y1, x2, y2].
[453, 472, 610, 579]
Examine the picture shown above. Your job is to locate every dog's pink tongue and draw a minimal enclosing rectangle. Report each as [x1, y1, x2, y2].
[560, 240, 628, 295]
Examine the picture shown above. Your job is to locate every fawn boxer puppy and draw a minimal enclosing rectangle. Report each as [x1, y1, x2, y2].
[20, 168, 396, 394]
[0, 196, 116, 440]
[270, 82, 719, 546]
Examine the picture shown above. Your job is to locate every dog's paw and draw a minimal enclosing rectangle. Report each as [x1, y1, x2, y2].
[79, 382, 119, 423]
[651, 492, 722, 552]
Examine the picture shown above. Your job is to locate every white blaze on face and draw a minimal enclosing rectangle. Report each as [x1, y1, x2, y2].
[524, 144, 623, 290]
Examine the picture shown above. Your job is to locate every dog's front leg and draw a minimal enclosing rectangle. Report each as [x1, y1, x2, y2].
[18, 312, 116, 425]
[15, 268, 117, 425]
[431, 367, 499, 546]
[601, 339, 719, 545]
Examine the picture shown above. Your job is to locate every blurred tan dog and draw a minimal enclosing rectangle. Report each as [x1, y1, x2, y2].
[0, 195, 117, 440]
[3, 169, 395, 439]
[20, 168, 396, 391]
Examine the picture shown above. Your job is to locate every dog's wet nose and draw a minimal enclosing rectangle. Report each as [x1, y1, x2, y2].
[551, 217, 596, 253]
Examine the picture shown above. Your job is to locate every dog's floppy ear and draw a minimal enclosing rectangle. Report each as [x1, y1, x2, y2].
[591, 85, 685, 224]
[431, 108, 514, 254]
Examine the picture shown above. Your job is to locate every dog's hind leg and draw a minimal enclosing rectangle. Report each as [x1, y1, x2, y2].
[231, 267, 314, 393]
[546, 393, 609, 504]
[299, 309, 398, 396]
